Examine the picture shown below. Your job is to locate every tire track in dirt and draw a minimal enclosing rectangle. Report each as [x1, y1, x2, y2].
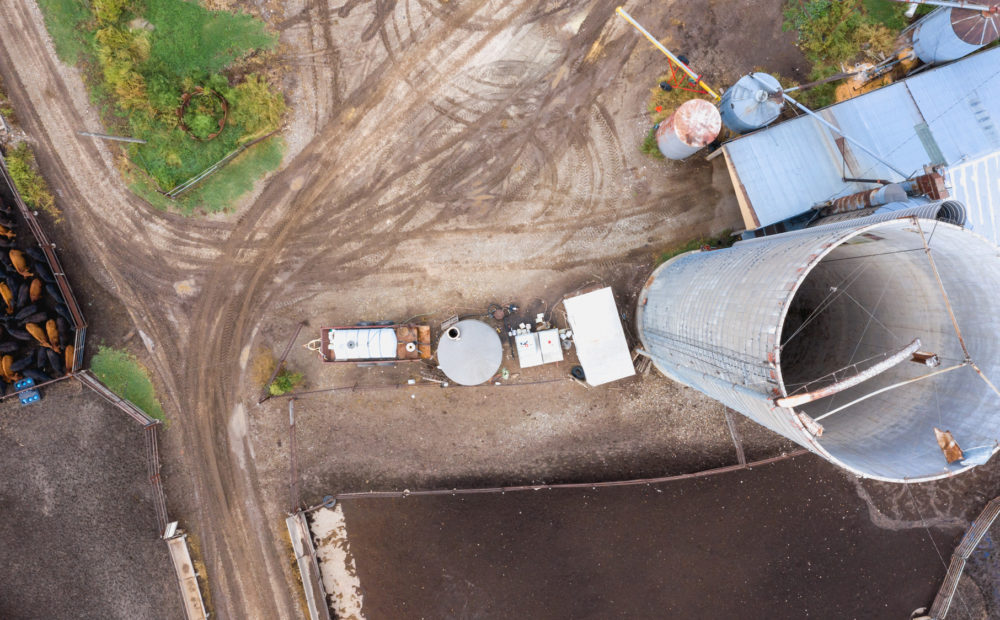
[176, 3, 543, 618]
[3, 1, 724, 619]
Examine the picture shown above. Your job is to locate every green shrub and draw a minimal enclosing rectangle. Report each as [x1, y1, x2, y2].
[269, 365, 303, 396]
[37, 0, 93, 63]
[229, 75, 285, 139]
[93, 0, 131, 25]
[36, 0, 284, 212]
[4, 143, 61, 222]
[782, 0, 905, 108]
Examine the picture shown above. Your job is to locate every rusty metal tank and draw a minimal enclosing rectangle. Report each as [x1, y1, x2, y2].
[913, 2, 1000, 64]
[655, 99, 721, 160]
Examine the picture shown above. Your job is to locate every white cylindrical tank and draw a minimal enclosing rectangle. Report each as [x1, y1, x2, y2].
[913, 3, 1000, 64]
[719, 73, 784, 133]
[436, 319, 502, 386]
[656, 98, 721, 160]
[636, 211, 1000, 482]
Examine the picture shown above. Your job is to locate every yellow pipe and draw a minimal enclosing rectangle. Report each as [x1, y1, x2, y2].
[615, 6, 720, 101]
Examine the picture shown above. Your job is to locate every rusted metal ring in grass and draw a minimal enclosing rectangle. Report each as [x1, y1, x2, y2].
[177, 87, 229, 142]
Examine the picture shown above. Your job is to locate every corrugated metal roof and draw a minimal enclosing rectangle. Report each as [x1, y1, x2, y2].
[723, 47, 1000, 231]
[948, 151, 1000, 245]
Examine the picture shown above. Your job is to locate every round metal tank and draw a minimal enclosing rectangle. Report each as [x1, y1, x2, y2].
[436, 319, 502, 386]
[913, 3, 1000, 64]
[719, 73, 784, 133]
[636, 213, 1000, 482]
[655, 99, 721, 160]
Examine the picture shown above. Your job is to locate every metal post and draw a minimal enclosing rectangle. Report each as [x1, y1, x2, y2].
[77, 131, 147, 144]
[722, 408, 747, 466]
[289, 399, 300, 512]
[890, 0, 995, 11]
[614, 7, 720, 100]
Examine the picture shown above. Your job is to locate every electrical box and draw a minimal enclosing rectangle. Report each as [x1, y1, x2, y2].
[515, 329, 563, 368]
[515, 333, 543, 368]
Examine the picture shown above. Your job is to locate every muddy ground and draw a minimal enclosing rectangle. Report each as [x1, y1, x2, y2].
[2, 0, 995, 619]
[0, 382, 182, 619]
[337, 455, 966, 619]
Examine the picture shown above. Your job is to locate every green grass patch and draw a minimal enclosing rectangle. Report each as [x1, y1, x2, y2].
[4, 143, 62, 222]
[640, 127, 664, 160]
[144, 0, 275, 77]
[861, 0, 909, 30]
[0, 74, 16, 127]
[657, 230, 735, 264]
[36, 0, 284, 213]
[90, 346, 165, 421]
[36, 0, 93, 64]
[128, 136, 284, 214]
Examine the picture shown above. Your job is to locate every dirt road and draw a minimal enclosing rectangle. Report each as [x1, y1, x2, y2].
[0, 1, 806, 618]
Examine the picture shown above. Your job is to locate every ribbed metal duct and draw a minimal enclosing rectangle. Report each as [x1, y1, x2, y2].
[637, 216, 1000, 482]
[811, 199, 967, 227]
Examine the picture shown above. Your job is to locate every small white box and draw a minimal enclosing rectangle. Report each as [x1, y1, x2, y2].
[537, 329, 563, 364]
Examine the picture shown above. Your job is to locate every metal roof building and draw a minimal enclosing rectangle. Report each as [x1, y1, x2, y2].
[720, 47, 1000, 244]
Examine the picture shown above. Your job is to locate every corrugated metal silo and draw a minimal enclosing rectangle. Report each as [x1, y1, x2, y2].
[656, 99, 721, 160]
[719, 73, 784, 133]
[912, 3, 1000, 64]
[636, 212, 1000, 482]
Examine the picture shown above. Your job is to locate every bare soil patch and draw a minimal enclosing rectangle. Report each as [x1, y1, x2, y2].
[0, 382, 182, 619]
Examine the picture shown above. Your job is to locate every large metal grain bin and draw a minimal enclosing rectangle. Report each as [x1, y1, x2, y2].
[913, 3, 1000, 64]
[636, 213, 1000, 482]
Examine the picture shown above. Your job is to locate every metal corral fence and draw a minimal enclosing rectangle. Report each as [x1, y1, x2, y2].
[76, 369, 169, 533]
[930, 496, 1000, 619]
[325, 449, 810, 502]
[0, 155, 87, 372]
[164, 128, 280, 199]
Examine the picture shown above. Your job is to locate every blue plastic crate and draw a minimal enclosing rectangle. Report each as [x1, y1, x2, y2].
[14, 378, 41, 405]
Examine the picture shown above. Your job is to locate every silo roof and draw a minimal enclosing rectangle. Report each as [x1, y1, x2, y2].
[437, 320, 502, 386]
[721, 46, 1000, 243]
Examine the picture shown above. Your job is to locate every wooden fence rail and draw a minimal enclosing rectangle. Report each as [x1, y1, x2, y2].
[145, 424, 169, 533]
